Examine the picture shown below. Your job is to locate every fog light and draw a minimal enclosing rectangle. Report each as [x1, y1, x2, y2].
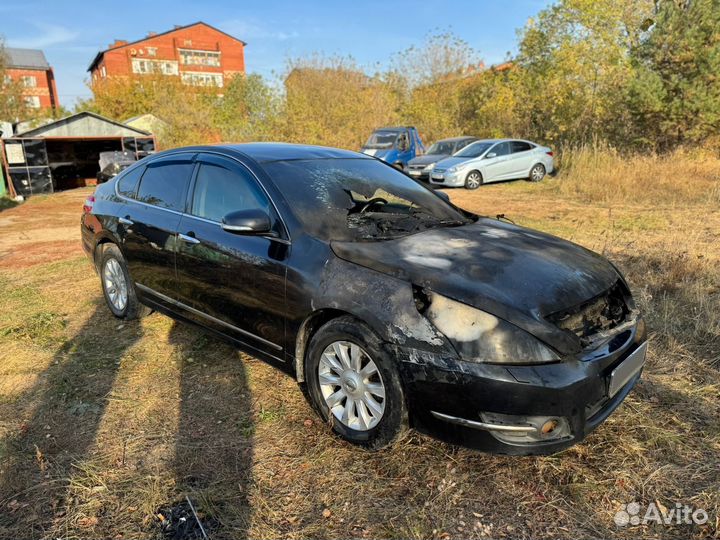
[480, 412, 572, 445]
[541, 419, 559, 435]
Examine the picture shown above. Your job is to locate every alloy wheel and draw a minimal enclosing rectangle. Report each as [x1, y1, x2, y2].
[103, 257, 128, 312]
[466, 172, 481, 189]
[531, 164, 545, 181]
[318, 340, 386, 431]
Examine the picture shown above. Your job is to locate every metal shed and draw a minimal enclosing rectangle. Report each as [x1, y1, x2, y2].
[1, 111, 155, 198]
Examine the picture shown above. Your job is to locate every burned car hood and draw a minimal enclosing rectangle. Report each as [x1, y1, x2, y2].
[331, 219, 621, 352]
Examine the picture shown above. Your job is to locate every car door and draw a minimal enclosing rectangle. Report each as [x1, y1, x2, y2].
[481, 142, 513, 182]
[174, 153, 289, 360]
[508, 140, 535, 178]
[119, 153, 195, 305]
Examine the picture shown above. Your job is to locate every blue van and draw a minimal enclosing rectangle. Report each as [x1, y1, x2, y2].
[361, 127, 425, 169]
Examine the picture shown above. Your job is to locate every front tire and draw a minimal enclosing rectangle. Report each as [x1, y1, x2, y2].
[464, 170, 482, 189]
[99, 244, 150, 320]
[529, 163, 546, 182]
[305, 316, 408, 449]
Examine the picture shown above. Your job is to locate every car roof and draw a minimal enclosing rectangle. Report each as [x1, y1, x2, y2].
[157, 143, 371, 164]
[435, 136, 478, 143]
[374, 126, 414, 131]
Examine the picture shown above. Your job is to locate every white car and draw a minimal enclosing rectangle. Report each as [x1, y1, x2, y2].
[430, 139, 554, 189]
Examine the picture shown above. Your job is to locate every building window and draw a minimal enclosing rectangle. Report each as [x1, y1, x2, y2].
[20, 75, 37, 87]
[146, 46, 157, 57]
[131, 58, 179, 75]
[101, 66, 107, 78]
[24, 96, 41, 108]
[178, 48, 221, 67]
[181, 71, 223, 87]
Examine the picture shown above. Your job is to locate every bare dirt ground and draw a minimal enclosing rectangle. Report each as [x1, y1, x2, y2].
[0, 180, 717, 539]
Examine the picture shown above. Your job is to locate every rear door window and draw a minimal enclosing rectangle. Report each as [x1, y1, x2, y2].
[510, 141, 533, 153]
[135, 154, 195, 211]
[117, 166, 144, 198]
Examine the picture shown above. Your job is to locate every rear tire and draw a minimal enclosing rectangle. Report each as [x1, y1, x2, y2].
[529, 163, 546, 182]
[99, 244, 150, 320]
[465, 170, 482, 189]
[305, 316, 408, 450]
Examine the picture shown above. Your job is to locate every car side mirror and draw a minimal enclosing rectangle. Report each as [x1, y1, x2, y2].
[222, 209, 274, 235]
[485, 152, 497, 159]
[435, 190, 450, 202]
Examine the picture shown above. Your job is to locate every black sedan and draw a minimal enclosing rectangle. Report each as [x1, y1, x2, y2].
[81, 143, 647, 454]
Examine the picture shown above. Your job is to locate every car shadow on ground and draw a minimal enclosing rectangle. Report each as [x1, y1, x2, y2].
[0, 301, 142, 537]
[0, 303, 255, 539]
[166, 319, 254, 539]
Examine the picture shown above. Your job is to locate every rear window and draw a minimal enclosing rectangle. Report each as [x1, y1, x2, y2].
[117, 166, 144, 198]
[136, 158, 194, 211]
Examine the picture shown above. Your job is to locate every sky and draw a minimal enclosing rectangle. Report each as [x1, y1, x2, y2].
[1, 0, 552, 108]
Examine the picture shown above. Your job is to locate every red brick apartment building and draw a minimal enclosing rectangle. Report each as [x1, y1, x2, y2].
[88, 22, 246, 89]
[3, 48, 59, 111]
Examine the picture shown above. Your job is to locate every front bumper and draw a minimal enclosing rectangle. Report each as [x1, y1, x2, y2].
[430, 170, 464, 187]
[406, 168, 431, 181]
[394, 319, 647, 455]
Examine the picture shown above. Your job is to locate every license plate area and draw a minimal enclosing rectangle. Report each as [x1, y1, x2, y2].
[608, 341, 647, 397]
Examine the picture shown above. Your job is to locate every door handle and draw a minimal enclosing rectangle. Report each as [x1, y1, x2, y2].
[178, 233, 200, 245]
[118, 217, 133, 226]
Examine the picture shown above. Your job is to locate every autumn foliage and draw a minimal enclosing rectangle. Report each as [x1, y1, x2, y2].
[72, 0, 720, 154]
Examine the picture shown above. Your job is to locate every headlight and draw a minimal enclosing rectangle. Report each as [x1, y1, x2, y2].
[447, 166, 459, 173]
[423, 292, 559, 364]
[423, 163, 436, 172]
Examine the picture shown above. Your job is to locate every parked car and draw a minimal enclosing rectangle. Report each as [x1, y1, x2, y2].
[405, 136, 478, 181]
[361, 126, 425, 169]
[81, 143, 646, 455]
[431, 138, 554, 189]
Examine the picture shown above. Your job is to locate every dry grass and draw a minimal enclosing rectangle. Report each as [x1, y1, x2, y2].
[547, 143, 720, 206]
[0, 151, 718, 539]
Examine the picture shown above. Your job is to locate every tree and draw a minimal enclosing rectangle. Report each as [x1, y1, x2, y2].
[0, 39, 30, 122]
[390, 31, 481, 88]
[628, 0, 720, 149]
[514, 0, 654, 145]
[213, 73, 281, 142]
[283, 55, 401, 149]
[393, 32, 485, 142]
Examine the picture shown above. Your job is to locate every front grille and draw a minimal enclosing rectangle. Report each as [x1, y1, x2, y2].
[546, 281, 630, 346]
[409, 164, 425, 171]
[433, 168, 446, 174]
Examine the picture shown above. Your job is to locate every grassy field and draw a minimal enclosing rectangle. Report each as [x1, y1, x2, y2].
[0, 151, 718, 539]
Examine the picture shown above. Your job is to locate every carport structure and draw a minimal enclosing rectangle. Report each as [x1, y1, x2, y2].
[1, 111, 155, 198]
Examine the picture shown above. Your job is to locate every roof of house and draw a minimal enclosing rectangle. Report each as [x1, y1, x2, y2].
[14, 111, 150, 137]
[87, 21, 247, 72]
[3, 48, 50, 70]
